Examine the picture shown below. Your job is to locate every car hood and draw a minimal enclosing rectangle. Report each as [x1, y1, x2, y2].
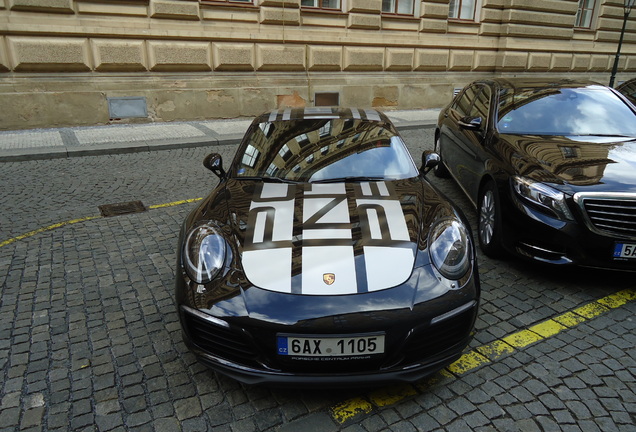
[223, 177, 433, 297]
[501, 134, 636, 195]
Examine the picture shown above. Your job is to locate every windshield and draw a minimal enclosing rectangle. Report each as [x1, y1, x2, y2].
[497, 86, 636, 136]
[232, 118, 419, 182]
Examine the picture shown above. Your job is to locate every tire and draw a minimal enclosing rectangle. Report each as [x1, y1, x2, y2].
[478, 181, 505, 258]
[433, 134, 450, 178]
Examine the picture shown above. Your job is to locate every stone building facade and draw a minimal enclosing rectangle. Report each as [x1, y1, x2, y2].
[0, 0, 634, 129]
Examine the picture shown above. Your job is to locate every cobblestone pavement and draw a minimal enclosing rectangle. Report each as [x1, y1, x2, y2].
[1, 128, 635, 432]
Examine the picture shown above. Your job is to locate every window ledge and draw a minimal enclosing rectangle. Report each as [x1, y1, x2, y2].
[300, 8, 347, 16]
[381, 13, 419, 22]
[448, 18, 480, 25]
[200, 1, 258, 9]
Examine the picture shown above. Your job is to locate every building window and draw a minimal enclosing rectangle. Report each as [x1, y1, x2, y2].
[382, 0, 415, 15]
[301, 0, 341, 10]
[560, 146, 580, 159]
[449, 0, 477, 21]
[575, 0, 596, 29]
[242, 144, 260, 167]
[319, 123, 332, 138]
[278, 144, 292, 160]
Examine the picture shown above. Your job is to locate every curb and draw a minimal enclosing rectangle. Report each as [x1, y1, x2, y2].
[0, 123, 434, 163]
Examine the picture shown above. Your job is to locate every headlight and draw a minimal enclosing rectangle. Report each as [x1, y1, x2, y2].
[512, 176, 573, 221]
[183, 222, 226, 284]
[429, 218, 472, 280]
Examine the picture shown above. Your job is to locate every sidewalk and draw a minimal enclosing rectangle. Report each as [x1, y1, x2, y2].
[0, 109, 439, 162]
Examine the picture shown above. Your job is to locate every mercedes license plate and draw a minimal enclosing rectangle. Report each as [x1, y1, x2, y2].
[277, 334, 385, 357]
[614, 243, 636, 259]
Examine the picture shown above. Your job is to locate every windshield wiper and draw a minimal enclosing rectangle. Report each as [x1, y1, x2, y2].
[310, 176, 385, 184]
[571, 134, 636, 138]
[237, 176, 301, 184]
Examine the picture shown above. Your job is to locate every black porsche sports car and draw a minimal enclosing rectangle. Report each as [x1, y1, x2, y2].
[176, 107, 480, 386]
[435, 78, 636, 271]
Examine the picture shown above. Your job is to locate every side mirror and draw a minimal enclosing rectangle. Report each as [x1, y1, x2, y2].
[420, 150, 440, 174]
[458, 116, 483, 130]
[203, 153, 226, 179]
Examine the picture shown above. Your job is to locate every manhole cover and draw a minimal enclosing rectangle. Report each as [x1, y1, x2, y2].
[99, 200, 147, 217]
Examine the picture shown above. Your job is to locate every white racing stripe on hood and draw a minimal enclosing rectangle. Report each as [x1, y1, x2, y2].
[241, 181, 415, 295]
[301, 246, 357, 295]
[242, 183, 295, 293]
[242, 249, 292, 293]
[364, 246, 415, 292]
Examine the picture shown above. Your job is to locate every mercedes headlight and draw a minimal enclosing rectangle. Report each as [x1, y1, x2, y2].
[183, 222, 226, 284]
[429, 218, 472, 280]
[512, 176, 573, 221]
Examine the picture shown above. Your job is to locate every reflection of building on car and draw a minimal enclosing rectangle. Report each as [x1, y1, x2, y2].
[175, 107, 480, 386]
[435, 78, 636, 271]
[616, 78, 636, 104]
[239, 110, 405, 182]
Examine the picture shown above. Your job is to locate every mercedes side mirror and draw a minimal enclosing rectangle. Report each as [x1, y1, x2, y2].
[458, 116, 483, 130]
[421, 150, 440, 174]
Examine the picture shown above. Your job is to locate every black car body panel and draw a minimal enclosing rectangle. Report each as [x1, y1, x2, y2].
[176, 108, 480, 386]
[436, 78, 636, 270]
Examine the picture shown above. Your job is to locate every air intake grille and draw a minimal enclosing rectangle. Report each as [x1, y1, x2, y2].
[579, 195, 636, 238]
[183, 312, 260, 367]
[400, 309, 473, 365]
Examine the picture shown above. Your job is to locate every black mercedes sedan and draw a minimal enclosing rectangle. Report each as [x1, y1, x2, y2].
[434, 78, 636, 271]
[176, 107, 480, 386]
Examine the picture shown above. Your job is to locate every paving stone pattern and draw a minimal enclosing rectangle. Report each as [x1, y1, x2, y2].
[1, 129, 635, 431]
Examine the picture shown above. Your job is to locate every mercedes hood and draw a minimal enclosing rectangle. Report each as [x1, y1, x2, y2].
[501, 134, 636, 195]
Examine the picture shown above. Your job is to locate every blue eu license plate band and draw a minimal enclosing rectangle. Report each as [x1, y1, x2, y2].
[277, 337, 289, 355]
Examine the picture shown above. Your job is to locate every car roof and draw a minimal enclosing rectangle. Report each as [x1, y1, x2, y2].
[253, 107, 390, 124]
[483, 77, 602, 92]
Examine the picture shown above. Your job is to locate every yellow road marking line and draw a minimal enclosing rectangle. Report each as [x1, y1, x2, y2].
[0, 216, 101, 248]
[330, 397, 374, 424]
[368, 383, 418, 407]
[0, 197, 203, 249]
[148, 197, 202, 209]
[330, 288, 636, 425]
[446, 350, 489, 375]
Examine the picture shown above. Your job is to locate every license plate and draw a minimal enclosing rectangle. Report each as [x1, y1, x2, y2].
[277, 334, 385, 357]
[614, 243, 636, 259]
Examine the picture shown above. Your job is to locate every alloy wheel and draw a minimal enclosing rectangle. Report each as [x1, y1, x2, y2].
[479, 189, 495, 246]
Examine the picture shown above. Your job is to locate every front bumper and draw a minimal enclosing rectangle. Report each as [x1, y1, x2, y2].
[178, 294, 479, 387]
[502, 192, 636, 271]
[184, 337, 466, 387]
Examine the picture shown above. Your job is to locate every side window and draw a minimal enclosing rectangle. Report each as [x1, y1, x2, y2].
[452, 85, 480, 117]
[469, 86, 490, 123]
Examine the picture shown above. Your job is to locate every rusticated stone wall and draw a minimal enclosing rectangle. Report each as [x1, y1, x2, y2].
[0, 0, 634, 129]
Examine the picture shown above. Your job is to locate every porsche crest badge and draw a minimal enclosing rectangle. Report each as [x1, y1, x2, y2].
[323, 273, 335, 285]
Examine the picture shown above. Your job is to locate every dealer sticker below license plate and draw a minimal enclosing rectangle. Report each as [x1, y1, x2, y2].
[277, 334, 385, 357]
[614, 243, 636, 259]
